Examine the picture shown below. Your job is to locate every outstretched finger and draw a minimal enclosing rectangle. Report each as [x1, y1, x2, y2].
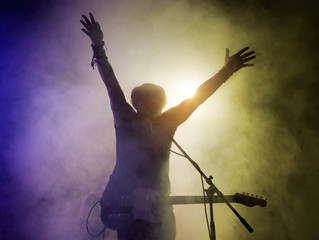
[89, 13, 96, 24]
[80, 20, 89, 28]
[241, 51, 255, 58]
[82, 15, 91, 26]
[81, 28, 90, 36]
[242, 56, 256, 63]
[225, 48, 230, 61]
[225, 48, 229, 57]
[236, 47, 249, 56]
[243, 63, 254, 67]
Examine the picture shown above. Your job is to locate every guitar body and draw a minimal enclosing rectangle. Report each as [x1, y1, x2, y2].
[101, 185, 165, 230]
[132, 188, 162, 223]
[100, 177, 134, 230]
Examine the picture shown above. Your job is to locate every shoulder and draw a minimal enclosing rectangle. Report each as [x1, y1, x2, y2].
[114, 103, 137, 129]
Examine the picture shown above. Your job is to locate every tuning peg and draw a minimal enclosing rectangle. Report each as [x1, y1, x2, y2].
[246, 192, 249, 196]
[242, 192, 245, 195]
[255, 195, 258, 198]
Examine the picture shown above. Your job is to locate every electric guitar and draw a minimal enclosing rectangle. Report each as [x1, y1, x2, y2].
[102, 188, 267, 230]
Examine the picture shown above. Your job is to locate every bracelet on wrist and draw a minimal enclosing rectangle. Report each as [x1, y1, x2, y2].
[90, 41, 108, 69]
[91, 41, 106, 50]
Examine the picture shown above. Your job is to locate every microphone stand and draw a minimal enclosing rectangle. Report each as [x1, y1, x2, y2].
[170, 137, 254, 240]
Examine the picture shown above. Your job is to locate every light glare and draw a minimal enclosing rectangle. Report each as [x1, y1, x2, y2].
[179, 83, 197, 100]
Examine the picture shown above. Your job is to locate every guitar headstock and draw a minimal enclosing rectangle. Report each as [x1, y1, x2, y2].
[234, 192, 267, 207]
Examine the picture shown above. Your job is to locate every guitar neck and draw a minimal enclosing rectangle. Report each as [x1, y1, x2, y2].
[168, 195, 235, 205]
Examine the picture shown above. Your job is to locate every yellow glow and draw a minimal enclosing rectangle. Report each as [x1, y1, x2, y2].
[168, 82, 198, 105]
[178, 84, 197, 99]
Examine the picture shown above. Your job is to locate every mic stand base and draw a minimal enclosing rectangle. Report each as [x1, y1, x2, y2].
[206, 185, 216, 240]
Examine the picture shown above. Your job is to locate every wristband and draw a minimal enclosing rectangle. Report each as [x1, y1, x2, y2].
[91, 41, 107, 69]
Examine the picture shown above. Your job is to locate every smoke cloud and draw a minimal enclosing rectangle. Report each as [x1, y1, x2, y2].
[1, 0, 318, 239]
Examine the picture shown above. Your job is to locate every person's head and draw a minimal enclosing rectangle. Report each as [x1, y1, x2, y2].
[131, 83, 167, 117]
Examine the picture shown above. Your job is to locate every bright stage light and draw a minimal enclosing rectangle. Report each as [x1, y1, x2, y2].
[179, 83, 197, 99]
[168, 81, 198, 105]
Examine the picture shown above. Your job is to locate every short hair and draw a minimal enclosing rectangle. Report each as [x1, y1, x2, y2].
[131, 83, 167, 110]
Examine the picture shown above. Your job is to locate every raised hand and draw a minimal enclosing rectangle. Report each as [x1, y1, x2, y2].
[224, 47, 256, 74]
[80, 13, 104, 46]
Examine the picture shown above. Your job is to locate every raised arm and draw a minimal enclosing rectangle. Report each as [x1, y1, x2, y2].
[80, 13, 134, 126]
[162, 47, 256, 126]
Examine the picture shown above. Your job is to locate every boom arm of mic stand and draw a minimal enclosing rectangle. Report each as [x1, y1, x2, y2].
[170, 137, 254, 233]
[206, 178, 254, 233]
